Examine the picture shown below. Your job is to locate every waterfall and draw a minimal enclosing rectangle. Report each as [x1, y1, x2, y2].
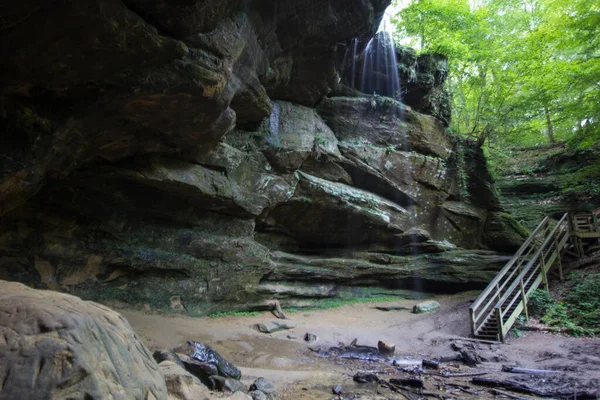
[343, 10, 401, 99]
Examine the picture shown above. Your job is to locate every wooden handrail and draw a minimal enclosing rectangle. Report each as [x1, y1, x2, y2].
[470, 216, 549, 311]
[495, 213, 568, 309]
[469, 210, 578, 341]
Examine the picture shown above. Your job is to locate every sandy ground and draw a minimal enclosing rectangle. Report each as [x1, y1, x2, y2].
[120, 291, 600, 399]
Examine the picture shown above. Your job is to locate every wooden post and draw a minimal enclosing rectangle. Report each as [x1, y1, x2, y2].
[541, 253, 549, 293]
[496, 308, 505, 343]
[519, 278, 529, 320]
[496, 283, 501, 303]
[554, 237, 564, 281]
[567, 213, 581, 257]
[469, 308, 476, 337]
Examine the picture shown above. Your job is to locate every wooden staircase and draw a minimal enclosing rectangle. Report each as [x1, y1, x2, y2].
[469, 208, 600, 342]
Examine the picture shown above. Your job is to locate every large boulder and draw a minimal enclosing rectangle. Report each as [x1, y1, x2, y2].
[262, 172, 412, 246]
[0, 280, 167, 400]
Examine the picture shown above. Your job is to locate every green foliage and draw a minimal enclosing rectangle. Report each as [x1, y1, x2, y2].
[559, 163, 600, 196]
[314, 134, 329, 145]
[562, 272, 600, 329]
[528, 289, 553, 317]
[539, 273, 600, 336]
[208, 311, 261, 318]
[393, 0, 600, 152]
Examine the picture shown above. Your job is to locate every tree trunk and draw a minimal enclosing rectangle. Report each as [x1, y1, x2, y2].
[544, 105, 555, 143]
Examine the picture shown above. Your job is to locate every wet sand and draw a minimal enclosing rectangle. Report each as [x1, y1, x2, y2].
[120, 291, 600, 399]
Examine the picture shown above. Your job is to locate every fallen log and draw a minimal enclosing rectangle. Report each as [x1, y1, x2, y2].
[444, 382, 479, 395]
[422, 359, 440, 369]
[387, 383, 446, 400]
[501, 365, 560, 375]
[490, 388, 532, 399]
[434, 371, 488, 378]
[375, 305, 410, 311]
[450, 337, 505, 345]
[472, 377, 541, 396]
[471, 377, 598, 399]
[438, 354, 463, 363]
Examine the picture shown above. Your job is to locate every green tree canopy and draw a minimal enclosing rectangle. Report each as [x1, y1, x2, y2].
[393, 0, 600, 149]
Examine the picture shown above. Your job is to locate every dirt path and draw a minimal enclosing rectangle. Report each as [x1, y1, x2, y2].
[120, 291, 600, 399]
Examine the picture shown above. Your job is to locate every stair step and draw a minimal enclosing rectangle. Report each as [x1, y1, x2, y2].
[470, 210, 595, 344]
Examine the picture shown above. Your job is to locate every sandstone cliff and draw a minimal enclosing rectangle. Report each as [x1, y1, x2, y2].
[0, 0, 525, 314]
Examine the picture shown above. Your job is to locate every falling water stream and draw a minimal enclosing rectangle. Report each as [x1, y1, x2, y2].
[343, 11, 402, 99]
[340, 8, 423, 291]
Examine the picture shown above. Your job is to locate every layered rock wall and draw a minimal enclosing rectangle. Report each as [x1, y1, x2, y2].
[0, 1, 524, 313]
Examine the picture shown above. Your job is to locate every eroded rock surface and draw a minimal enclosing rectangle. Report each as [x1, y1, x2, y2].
[0, 280, 167, 400]
[0, 0, 526, 313]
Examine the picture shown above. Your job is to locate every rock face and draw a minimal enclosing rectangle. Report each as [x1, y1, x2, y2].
[0, 0, 525, 313]
[338, 44, 451, 126]
[0, 280, 167, 400]
[495, 144, 600, 230]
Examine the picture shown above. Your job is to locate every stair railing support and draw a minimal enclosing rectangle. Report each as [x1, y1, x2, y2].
[541, 251, 549, 293]
[495, 282, 501, 304]
[496, 308, 505, 343]
[469, 308, 475, 337]
[568, 213, 582, 258]
[519, 278, 528, 320]
[554, 236, 564, 281]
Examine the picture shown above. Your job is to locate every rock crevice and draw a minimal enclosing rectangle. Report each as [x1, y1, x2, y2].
[0, 0, 526, 313]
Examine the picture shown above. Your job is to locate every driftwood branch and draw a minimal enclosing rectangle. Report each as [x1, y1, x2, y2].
[433, 371, 488, 378]
[501, 365, 559, 375]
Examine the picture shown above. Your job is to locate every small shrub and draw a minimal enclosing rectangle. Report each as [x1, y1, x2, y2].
[539, 273, 600, 336]
[528, 289, 554, 318]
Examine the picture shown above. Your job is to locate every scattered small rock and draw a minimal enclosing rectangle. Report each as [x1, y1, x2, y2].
[170, 295, 185, 311]
[178, 353, 219, 382]
[222, 392, 253, 400]
[412, 300, 440, 314]
[332, 384, 343, 395]
[304, 332, 318, 343]
[210, 375, 247, 393]
[256, 320, 298, 334]
[250, 377, 274, 392]
[250, 377, 279, 400]
[174, 341, 241, 380]
[353, 371, 379, 383]
[286, 335, 297, 339]
[460, 349, 483, 366]
[451, 341, 465, 351]
[153, 349, 185, 369]
[249, 390, 268, 400]
[389, 378, 424, 388]
[377, 340, 395, 355]
[159, 361, 210, 400]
